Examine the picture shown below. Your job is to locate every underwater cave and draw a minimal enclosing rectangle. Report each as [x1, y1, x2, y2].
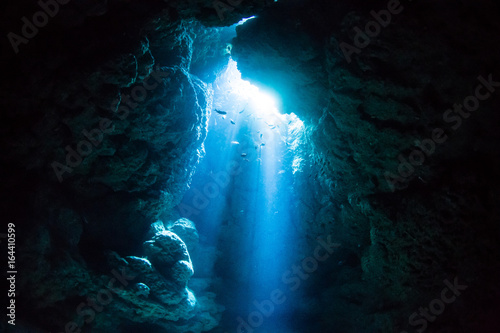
[1, 0, 500, 332]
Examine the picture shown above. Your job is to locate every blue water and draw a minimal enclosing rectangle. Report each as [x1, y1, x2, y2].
[177, 60, 306, 332]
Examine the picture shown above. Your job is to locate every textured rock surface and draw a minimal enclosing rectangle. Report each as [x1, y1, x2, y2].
[144, 229, 194, 286]
[167, 217, 200, 252]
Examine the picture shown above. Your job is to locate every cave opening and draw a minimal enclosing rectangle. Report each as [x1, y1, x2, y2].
[177, 56, 307, 331]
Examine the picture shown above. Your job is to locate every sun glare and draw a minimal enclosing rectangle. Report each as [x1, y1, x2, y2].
[216, 59, 283, 125]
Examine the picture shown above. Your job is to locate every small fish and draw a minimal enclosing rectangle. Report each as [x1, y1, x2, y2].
[260, 134, 263, 139]
[278, 170, 285, 174]
[288, 120, 292, 125]
[214, 109, 227, 115]
[418, 176, 427, 184]
[239, 109, 245, 114]
[243, 158, 249, 162]
[260, 143, 266, 146]
[241, 153, 247, 157]
[230, 119, 236, 125]
[231, 141, 240, 145]
[222, 115, 226, 119]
